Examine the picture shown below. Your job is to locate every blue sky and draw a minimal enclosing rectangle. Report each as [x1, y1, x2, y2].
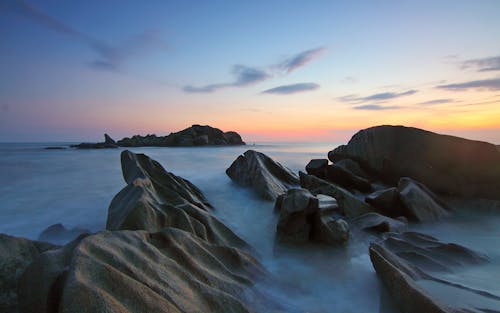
[1, 0, 500, 142]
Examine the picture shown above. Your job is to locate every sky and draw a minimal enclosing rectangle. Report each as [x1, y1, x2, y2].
[1, 0, 500, 143]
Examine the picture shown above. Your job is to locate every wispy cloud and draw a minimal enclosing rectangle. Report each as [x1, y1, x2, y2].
[419, 98, 454, 105]
[261, 83, 319, 95]
[436, 78, 500, 91]
[462, 55, 500, 72]
[183, 65, 271, 93]
[8, 0, 168, 72]
[339, 90, 418, 103]
[353, 104, 402, 110]
[277, 47, 326, 74]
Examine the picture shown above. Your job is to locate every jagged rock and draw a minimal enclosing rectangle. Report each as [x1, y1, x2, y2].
[38, 223, 89, 244]
[299, 171, 374, 217]
[226, 150, 299, 201]
[325, 164, 372, 192]
[369, 232, 493, 313]
[365, 187, 403, 217]
[329, 125, 500, 200]
[398, 177, 451, 222]
[117, 125, 245, 147]
[19, 229, 278, 313]
[275, 188, 348, 245]
[104, 133, 116, 144]
[71, 133, 118, 149]
[305, 159, 328, 178]
[107, 150, 249, 249]
[351, 212, 406, 233]
[0, 234, 57, 312]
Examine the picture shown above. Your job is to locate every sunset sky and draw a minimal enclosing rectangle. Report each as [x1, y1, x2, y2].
[1, 0, 500, 143]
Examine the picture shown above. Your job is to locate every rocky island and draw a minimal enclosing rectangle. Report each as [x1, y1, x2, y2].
[70, 124, 245, 149]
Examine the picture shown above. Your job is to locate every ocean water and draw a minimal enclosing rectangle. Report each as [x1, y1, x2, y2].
[1, 142, 499, 312]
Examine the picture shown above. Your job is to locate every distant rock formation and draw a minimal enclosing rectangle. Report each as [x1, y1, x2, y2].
[117, 124, 245, 147]
[70, 133, 118, 149]
[226, 150, 299, 201]
[329, 125, 500, 200]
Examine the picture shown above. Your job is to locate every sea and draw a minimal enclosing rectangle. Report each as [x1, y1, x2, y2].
[1, 142, 499, 313]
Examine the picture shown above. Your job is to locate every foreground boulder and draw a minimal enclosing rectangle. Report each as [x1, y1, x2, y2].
[0, 234, 56, 312]
[117, 124, 245, 147]
[370, 232, 494, 313]
[329, 125, 500, 199]
[398, 177, 451, 222]
[275, 188, 348, 245]
[299, 171, 374, 217]
[19, 229, 278, 313]
[107, 150, 249, 249]
[226, 150, 299, 201]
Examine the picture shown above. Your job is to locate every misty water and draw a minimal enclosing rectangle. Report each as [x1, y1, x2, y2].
[1, 142, 499, 312]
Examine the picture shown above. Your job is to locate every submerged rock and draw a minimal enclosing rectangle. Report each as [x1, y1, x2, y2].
[398, 177, 451, 222]
[351, 212, 406, 233]
[275, 188, 348, 245]
[369, 232, 492, 313]
[299, 171, 374, 217]
[329, 125, 500, 200]
[226, 150, 299, 201]
[38, 223, 89, 244]
[0, 234, 56, 312]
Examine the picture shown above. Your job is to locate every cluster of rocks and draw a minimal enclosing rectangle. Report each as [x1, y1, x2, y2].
[69, 125, 245, 149]
[1, 150, 282, 313]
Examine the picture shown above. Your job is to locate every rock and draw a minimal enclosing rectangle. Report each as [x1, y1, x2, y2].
[0, 234, 57, 312]
[71, 133, 118, 149]
[117, 125, 245, 147]
[365, 187, 403, 217]
[299, 171, 374, 217]
[317, 194, 339, 215]
[226, 150, 299, 201]
[329, 125, 500, 200]
[275, 188, 348, 245]
[305, 159, 328, 178]
[38, 223, 89, 244]
[351, 212, 406, 233]
[334, 158, 370, 179]
[44, 146, 67, 150]
[107, 150, 249, 249]
[325, 164, 372, 192]
[398, 177, 451, 222]
[19, 228, 278, 313]
[369, 232, 492, 313]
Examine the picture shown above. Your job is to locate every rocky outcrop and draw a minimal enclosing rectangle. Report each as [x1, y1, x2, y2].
[71, 133, 118, 149]
[107, 150, 249, 249]
[329, 125, 500, 200]
[398, 177, 451, 222]
[324, 164, 372, 192]
[299, 171, 374, 217]
[226, 150, 299, 201]
[0, 234, 56, 313]
[38, 223, 89, 245]
[369, 232, 494, 313]
[117, 125, 245, 147]
[351, 212, 406, 233]
[19, 229, 277, 313]
[275, 188, 348, 245]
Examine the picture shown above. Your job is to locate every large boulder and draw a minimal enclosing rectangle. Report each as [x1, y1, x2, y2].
[369, 232, 494, 313]
[107, 150, 249, 249]
[329, 125, 500, 199]
[0, 234, 56, 312]
[275, 188, 348, 245]
[226, 150, 299, 201]
[299, 171, 374, 217]
[19, 229, 278, 313]
[324, 164, 372, 192]
[305, 159, 328, 178]
[397, 177, 451, 222]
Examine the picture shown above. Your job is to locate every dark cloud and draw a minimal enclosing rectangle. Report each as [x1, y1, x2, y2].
[278, 47, 326, 74]
[353, 104, 402, 110]
[261, 83, 319, 95]
[183, 65, 270, 93]
[339, 90, 418, 103]
[436, 78, 500, 91]
[8, 0, 168, 72]
[462, 56, 500, 72]
[419, 99, 454, 105]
